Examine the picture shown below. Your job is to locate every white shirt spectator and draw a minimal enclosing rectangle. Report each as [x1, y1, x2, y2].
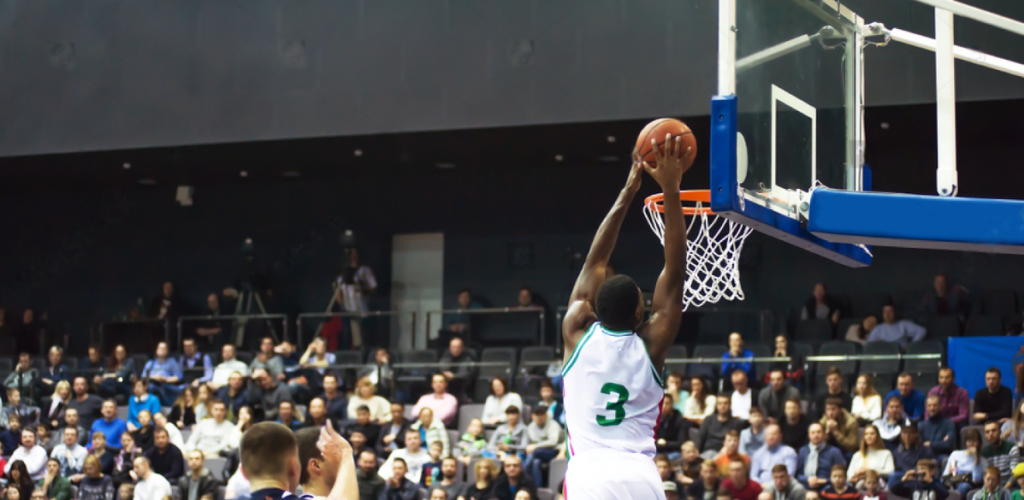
[682, 395, 716, 422]
[377, 447, 431, 484]
[482, 393, 524, 425]
[226, 467, 251, 500]
[852, 394, 883, 422]
[347, 395, 392, 421]
[135, 471, 173, 500]
[731, 389, 753, 420]
[6, 444, 48, 481]
[866, 320, 926, 346]
[185, 418, 235, 456]
[847, 448, 895, 479]
[211, 359, 249, 388]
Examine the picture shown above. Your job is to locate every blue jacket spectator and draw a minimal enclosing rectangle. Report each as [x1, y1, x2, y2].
[127, 384, 163, 429]
[796, 423, 847, 489]
[722, 333, 756, 381]
[88, 401, 128, 450]
[886, 374, 927, 421]
[890, 423, 936, 483]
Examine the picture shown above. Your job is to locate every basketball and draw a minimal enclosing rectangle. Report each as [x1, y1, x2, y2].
[634, 118, 697, 170]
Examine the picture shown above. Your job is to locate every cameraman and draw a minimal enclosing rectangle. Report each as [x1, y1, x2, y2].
[335, 248, 377, 350]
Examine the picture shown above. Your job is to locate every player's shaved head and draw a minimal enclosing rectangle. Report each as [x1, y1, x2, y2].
[595, 274, 643, 331]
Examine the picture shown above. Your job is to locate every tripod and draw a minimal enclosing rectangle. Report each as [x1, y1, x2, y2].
[231, 282, 278, 345]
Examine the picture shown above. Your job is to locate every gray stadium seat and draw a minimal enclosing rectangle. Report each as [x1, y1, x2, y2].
[815, 342, 858, 381]
[924, 316, 960, 340]
[747, 343, 772, 381]
[519, 347, 554, 376]
[689, 345, 727, 380]
[549, 458, 568, 492]
[397, 349, 437, 383]
[537, 488, 555, 500]
[117, 406, 128, 421]
[334, 351, 363, 367]
[965, 315, 1004, 336]
[665, 345, 689, 376]
[458, 404, 484, 432]
[974, 289, 1018, 316]
[861, 342, 901, 376]
[850, 292, 893, 317]
[795, 319, 833, 343]
[905, 341, 945, 379]
[479, 348, 517, 377]
[0, 359, 13, 373]
[235, 351, 254, 364]
[206, 457, 228, 481]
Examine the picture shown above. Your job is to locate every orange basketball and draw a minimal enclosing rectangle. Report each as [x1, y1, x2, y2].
[634, 118, 697, 170]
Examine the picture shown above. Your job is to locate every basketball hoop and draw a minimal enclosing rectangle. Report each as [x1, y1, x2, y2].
[642, 189, 753, 310]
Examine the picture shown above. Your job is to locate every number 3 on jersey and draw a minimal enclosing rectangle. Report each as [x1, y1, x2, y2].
[596, 382, 630, 426]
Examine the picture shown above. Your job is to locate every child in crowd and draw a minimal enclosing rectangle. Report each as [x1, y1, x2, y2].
[863, 470, 886, 500]
[0, 414, 21, 455]
[974, 466, 1010, 500]
[419, 441, 444, 488]
[890, 458, 948, 500]
[656, 454, 684, 494]
[457, 418, 487, 467]
[686, 460, 721, 500]
[675, 441, 701, 486]
[820, 465, 862, 500]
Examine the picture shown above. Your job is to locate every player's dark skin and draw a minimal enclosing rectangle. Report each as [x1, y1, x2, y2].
[562, 133, 693, 373]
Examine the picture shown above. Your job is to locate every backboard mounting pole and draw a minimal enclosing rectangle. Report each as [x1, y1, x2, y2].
[910, 0, 1024, 37]
[718, 0, 736, 96]
[935, 7, 958, 197]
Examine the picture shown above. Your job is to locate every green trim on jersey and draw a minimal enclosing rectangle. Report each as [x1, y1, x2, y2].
[561, 324, 597, 377]
[599, 326, 633, 337]
[643, 343, 667, 389]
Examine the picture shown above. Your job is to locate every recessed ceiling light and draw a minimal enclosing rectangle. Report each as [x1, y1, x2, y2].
[137, 178, 156, 186]
[122, 163, 131, 170]
[598, 155, 620, 163]
[240, 171, 249, 178]
[435, 163, 456, 169]
[606, 135, 616, 143]
[354, 149, 363, 157]
[555, 154, 564, 162]
[282, 170, 301, 178]
[880, 122, 890, 130]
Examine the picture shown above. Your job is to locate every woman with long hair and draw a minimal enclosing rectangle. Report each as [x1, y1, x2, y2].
[346, 377, 391, 423]
[682, 376, 716, 425]
[943, 427, 988, 497]
[851, 374, 882, 425]
[76, 455, 114, 500]
[194, 383, 213, 423]
[481, 377, 524, 427]
[464, 458, 498, 500]
[215, 371, 247, 422]
[46, 380, 71, 429]
[98, 345, 135, 400]
[1002, 400, 1024, 447]
[227, 406, 254, 450]
[847, 424, 894, 486]
[111, 432, 142, 486]
[5, 460, 34, 500]
[168, 386, 196, 429]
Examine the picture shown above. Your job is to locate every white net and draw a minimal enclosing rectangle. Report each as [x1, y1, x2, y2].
[642, 195, 753, 310]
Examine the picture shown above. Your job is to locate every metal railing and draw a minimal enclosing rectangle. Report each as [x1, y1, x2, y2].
[295, 311, 416, 349]
[176, 314, 289, 348]
[425, 306, 546, 347]
[99, 318, 173, 350]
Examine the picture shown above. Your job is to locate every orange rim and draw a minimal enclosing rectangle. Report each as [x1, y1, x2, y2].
[644, 189, 713, 215]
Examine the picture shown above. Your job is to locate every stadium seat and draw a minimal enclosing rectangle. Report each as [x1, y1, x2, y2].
[747, 343, 772, 381]
[974, 289, 1018, 316]
[235, 351, 254, 364]
[790, 342, 814, 387]
[689, 345, 727, 380]
[924, 316, 961, 340]
[904, 341, 944, 379]
[664, 345, 689, 375]
[836, 317, 863, 339]
[697, 312, 732, 344]
[131, 354, 149, 376]
[333, 351, 363, 367]
[861, 342, 901, 376]
[795, 319, 833, 343]
[549, 458, 568, 492]
[519, 346, 554, 376]
[872, 375, 895, 395]
[206, 457, 228, 481]
[965, 315, 1004, 336]
[849, 292, 893, 317]
[116, 406, 128, 421]
[64, 357, 78, 370]
[397, 349, 437, 384]
[479, 348, 517, 378]
[458, 404, 485, 431]
[0, 358, 13, 373]
[815, 342, 858, 383]
[538, 488, 555, 500]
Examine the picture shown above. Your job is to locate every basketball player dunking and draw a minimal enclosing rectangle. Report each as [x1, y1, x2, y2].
[561, 134, 690, 499]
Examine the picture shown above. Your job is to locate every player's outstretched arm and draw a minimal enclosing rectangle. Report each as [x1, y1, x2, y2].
[318, 420, 359, 500]
[562, 160, 643, 351]
[640, 134, 691, 371]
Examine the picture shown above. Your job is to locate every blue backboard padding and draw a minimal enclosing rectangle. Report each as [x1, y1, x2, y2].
[709, 95, 872, 267]
[809, 188, 1024, 254]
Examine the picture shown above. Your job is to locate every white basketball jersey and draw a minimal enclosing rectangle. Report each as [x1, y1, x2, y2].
[561, 322, 665, 459]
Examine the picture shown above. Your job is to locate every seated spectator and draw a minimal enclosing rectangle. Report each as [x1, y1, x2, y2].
[131, 456, 172, 500]
[812, 368, 851, 422]
[359, 348, 394, 398]
[751, 424, 798, 484]
[973, 466, 1009, 500]
[143, 428, 184, 481]
[442, 289, 479, 337]
[87, 401, 126, 451]
[193, 383, 214, 422]
[801, 283, 842, 324]
[928, 367, 969, 426]
[481, 377, 523, 428]
[250, 336, 285, 381]
[378, 431, 430, 484]
[96, 345, 134, 401]
[848, 425, 895, 486]
[149, 282, 180, 320]
[178, 338, 213, 389]
[111, 431, 143, 486]
[216, 371, 248, 422]
[35, 424, 52, 455]
[88, 432, 115, 476]
[886, 373, 926, 422]
[768, 336, 805, 390]
[731, 371, 754, 420]
[666, 372, 690, 415]
[760, 463, 807, 500]
[697, 396, 746, 460]
[919, 273, 969, 318]
[76, 455, 114, 500]
[491, 455, 538, 500]
[863, 470, 886, 500]
[5, 460, 35, 500]
[456, 418, 487, 467]
[194, 292, 230, 349]
[875, 397, 911, 451]
[37, 346, 69, 399]
[684, 376, 716, 426]
[714, 430, 750, 477]
[687, 459, 721, 500]
[50, 408, 87, 449]
[797, 423, 847, 491]
[317, 373, 347, 422]
[523, 406, 561, 487]
[891, 422, 935, 488]
[413, 374, 459, 428]
[276, 401, 304, 431]
[2, 414, 23, 455]
[227, 406, 254, 450]
[140, 342, 183, 405]
[781, 399, 810, 451]
[6, 429, 46, 481]
[419, 441, 444, 488]
[433, 457, 465, 500]
[36, 458, 72, 500]
[3, 388, 40, 428]
[168, 386, 197, 430]
[921, 396, 956, 462]
[298, 337, 336, 377]
[867, 304, 927, 346]
[975, 368, 1014, 426]
[819, 465, 863, 500]
[487, 406, 528, 460]
[676, 441, 702, 486]
[514, 287, 536, 308]
[151, 413, 185, 451]
[51, 427, 87, 479]
[721, 333, 756, 384]
[246, 368, 293, 422]
[656, 454, 685, 497]
[890, 458, 947, 500]
[739, 407, 766, 457]
[376, 402, 410, 458]
[210, 344, 249, 390]
[657, 394, 689, 459]
[438, 336, 478, 402]
[759, 370, 801, 424]
[412, 407, 450, 458]
[982, 420, 1021, 484]
[118, 483, 134, 500]
[719, 459, 762, 500]
[464, 458, 498, 500]
[178, 450, 218, 500]
[1005, 402, 1024, 452]
[943, 427, 988, 498]
[852, 374, 883, 425]
[304, 398, 330, 429]
[126, 380, 161, 432]
[536, 379, 564, 427]
[347, 377, 392, 424]
[4, 353, 38, 400]
[43, 380, 71, 430]
[355, 450, 385, 500]
[186, 400, 234, 457]
[81, 346, 105, 382]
